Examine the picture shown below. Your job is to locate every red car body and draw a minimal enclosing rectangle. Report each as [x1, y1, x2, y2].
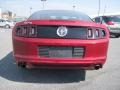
[12, 10, 109, 70]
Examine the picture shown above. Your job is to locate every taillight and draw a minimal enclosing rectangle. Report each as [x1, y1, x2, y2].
[87, 28, 93, 37]
[106, 21, 114, 25]
[15, 26, 37, 37]
[100, 29, 106, 37]
[87, 28, 106, 39]
[95, 29, 99, 37]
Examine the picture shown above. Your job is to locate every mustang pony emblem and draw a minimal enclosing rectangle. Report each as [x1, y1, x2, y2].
[57, 26, 68, 37]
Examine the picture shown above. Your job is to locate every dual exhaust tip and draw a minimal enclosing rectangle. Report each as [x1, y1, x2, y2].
[17, 62, 103, 70]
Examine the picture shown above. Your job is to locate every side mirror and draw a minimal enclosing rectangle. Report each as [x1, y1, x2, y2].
[93, 17, 103, 24]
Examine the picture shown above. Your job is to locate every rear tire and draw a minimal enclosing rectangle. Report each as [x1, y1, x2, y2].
[4, 24, 10, 29]
[115, 35, 120, 38]
[110, 34, 120, 38]
[17, 62, 26, 69]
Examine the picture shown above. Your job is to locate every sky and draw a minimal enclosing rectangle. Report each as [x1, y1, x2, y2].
[0, 0, 120, 17]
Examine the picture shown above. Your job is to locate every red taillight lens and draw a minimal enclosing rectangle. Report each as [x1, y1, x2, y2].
[15, 26, 37, 37]
[95, 29, 99, 37]
[28, 27, 37, 37]
[100, 29, 106, 37]
[87, 28, 93, 39]
[106, 21, 114, 25]
[87, 28, 92, 37]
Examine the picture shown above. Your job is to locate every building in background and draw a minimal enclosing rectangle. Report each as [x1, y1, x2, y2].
[2, 11, 16, 20]
[0, 8, 26, 24]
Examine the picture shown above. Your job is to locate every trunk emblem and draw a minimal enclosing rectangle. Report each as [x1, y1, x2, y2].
[57, 26, 68, 37]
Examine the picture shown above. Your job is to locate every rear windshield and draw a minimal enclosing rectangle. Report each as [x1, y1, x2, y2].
[28, 10, 93, 22]
[103, 16, 120, 22]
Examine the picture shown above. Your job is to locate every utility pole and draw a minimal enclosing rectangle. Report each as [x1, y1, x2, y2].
[72, 0, 77, 11]
[103, 0, 107, 16]
[41, 0, 47, 10]
[30, 7, 32, 16]
[103, 5, 107, 16]
[98, 0, 101, 16]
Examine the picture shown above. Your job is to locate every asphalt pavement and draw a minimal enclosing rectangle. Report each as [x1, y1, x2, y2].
[0, 28, 120, 90]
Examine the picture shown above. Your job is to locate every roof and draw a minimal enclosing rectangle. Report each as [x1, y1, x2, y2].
[91, 12, 120, 18]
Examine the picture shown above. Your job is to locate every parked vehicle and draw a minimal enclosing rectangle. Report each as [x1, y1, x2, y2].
[12, 10, 109, 70]
[12, 17, 27, 23]
[93, 16, 120, 38]
[0, 19, 14, 29]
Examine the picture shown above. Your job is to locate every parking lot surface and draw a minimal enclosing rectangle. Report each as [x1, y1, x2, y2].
[0, 28, 120, 90]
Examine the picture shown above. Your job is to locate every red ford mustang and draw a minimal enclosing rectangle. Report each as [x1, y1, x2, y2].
[12, 10, 109, 70]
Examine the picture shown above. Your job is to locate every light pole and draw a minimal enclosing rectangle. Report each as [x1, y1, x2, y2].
[98, 0, 101, 16]
[103, 0, 107, 16]
[30, 7, 32, 16]
[72, 0, 77, 11]
[103, 5, 107, 16]
[41, 0, 47, 10]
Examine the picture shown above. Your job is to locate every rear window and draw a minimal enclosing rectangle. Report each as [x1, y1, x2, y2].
[103, 16, 120, 22]
[6, 20, 12, 22]
[28, 10, 93, 22]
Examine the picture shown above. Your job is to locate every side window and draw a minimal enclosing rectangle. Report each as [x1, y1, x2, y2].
[0, 20, 4, 22]
[95, 17, 100, 23]
[2, 20, 5, 22]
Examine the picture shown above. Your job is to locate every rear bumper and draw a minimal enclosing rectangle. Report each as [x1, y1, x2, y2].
[15, 56, 105, 69]
[13, 36, 109, 69]
[15, 55, 106, 65]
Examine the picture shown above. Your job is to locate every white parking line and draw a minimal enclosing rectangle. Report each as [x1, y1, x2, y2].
[0, 28, 12, 32]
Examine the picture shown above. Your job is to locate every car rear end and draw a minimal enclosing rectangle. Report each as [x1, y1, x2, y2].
[12, 20, 109, 70]
[12, 10, 109, 70]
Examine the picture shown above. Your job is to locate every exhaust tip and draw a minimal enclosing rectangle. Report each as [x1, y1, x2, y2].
[95, 64, 102, 70]
[17, 62, 26, 68]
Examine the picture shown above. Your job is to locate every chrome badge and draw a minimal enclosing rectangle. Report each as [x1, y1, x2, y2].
[57, 26, 68, 37]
